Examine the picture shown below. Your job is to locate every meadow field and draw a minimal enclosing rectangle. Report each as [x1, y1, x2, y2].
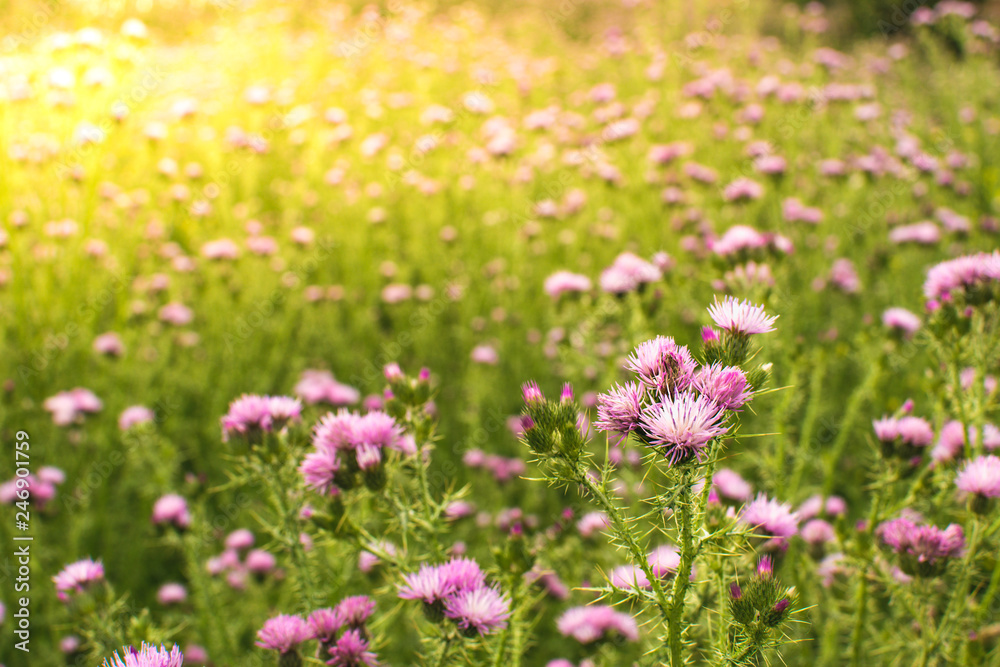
[1, 0, 1000, 665]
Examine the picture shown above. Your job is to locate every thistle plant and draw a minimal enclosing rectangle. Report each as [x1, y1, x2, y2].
[519, 296, 794, 665]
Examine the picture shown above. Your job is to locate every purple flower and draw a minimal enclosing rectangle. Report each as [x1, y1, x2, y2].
[923, 250, 1000, 303]
[102, 643, 184, 667]
[956, 455, 1000, 498]
[53, 558, 105, 597]
[300, 448, 342, 496]
[152, 494, 191, 528]
[119, 405, 155, 431]
[308, 608, 342, 644]
[398, 564, 451, 604]
[294, 370, 361, 406]
[707, 296, 778, 335]
[713, 468, 753, 502]
[221, 394, 301, 441]
[544, 271, 593, 298]
[638, 391, 727, 464]
[334, 595, 376, 629]
[594, 382, 645, 434]
[877, 517, 964, 576]
[626, 337, 697, 394]
[739, 494, 799, 550]
[693, 364, 753, 411]
[556, 605, 639, 644]
[444, 586, 511, 635]
[801, 519, 836, 545]
[326, 629, 378, 667]
[882, 307, 922, 335]
[255, 614, 313, 653]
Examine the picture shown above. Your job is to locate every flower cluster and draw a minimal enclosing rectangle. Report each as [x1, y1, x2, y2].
[923, 250, 1000, 308]
[397, 557, 511, 636]
[221, 394, 302, 442]
[43, 387, 103, 426]
[257, 598, 379, 666]
[877, 517, 965, 577]
[300, 409, 416, 494]
[728, 557, 796, 632]
[590, 298, 773, 465]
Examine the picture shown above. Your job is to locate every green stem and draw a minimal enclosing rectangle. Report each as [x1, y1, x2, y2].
[415, 440, 445, 559]
[850, 491, 883, 666]
[576, 467, 671, 619]
[434, 634, 456, 667]
[975, 549, 1000, 623]
[922, 518, 983, 662]
[668, 470, 696, 667]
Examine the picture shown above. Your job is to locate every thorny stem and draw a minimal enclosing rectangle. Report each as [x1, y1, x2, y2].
[849, 492, 882, 666]
[414, 439, 445, 560]
[576, 466, 671, 620]
[668, 469, 696, 667]
[433, 634, 456, 667]
[922, 518, 983, 663]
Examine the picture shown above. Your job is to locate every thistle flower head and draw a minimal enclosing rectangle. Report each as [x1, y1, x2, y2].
[594, 382, 645, 435]
[521, 381, 544, 404]
[638, 391, 727, 465]
[326, 629, 378, 667]
[739, 494, 799, 550]
[255, 614, 313, 653]
[693, 363, 753, 411]
[102, 643, 184, 667]
[956, 455, 1000, 498]
[53, 558, 105, 595]
[334, 595, 376, 629]
[625, 336, 696, 394]
[443, 586, 511, 635]
[707, 295, 778, 335]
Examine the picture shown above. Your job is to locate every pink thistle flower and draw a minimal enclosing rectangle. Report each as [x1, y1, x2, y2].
[102, 643, 184, 667]
[294, 370, 360, 406]
[93, 332, 125, 356]
[626, 337, 697, 394]
[398, 564, 451, 604]
[956, 455, 1000, 498]
[739, 494, 799, 550]
[255, 614, 313, 653]
[119, 405, 154, 431]
[544, 271, 593, 298]
[576, 511, 611, 538]
[308, 608, 341, 644]
[53, 558, 105, 596]
[225, 529, 254, 551]
[556, 605, 639, 644]
[245, 549, 276, 573]
[326, 628, 378, 667]
[877, 517, 964, 576]
[707, 296, 777, 335]
[713, 468, 753, 502]
[639, 391, 726, 464]
[693, 364, 752, 411]
[156, 583, 188, 605]
[334, 595, 376, 629]
[299, 448, 342, 496]
[152, 494, 190, 528]
[882, 307, 921, 335]
[444, 586, 511, 635]
[801, 519, 836, 545]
